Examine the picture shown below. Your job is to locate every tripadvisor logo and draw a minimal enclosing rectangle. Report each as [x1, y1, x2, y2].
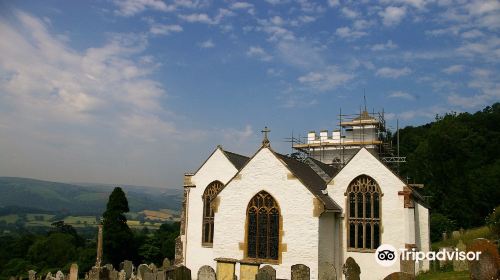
[374, 244, 482, 267]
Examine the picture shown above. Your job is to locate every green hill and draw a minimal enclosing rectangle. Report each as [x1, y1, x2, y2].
[396, 103, 500, 233]
[0, 177, 182, 215]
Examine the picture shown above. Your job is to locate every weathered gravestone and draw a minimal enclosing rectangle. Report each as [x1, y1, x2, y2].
[45, 273, 55, 280]
[55, 272, 64, 280]
[453, 240, 468, 272]
[342, 257, 360, 280]
[468, 238, 500, 280]
[109, 269, 119, 280]
[162, 258, 171, 270]
[198, 266, 216, 280]
[319, 263, 336, 280]
[123, 261, 134, 280]
[156, 270, 166, 280]
[118, 271, 126, 280]
[438, 247, 453, 269]
[382, 272, 415, 280]
[69, 264, 78, 280]
[255, 265, 276, 280]
[291, 264, 310, 280]
[28, 271, 37, 280]
[149, 264, 158, 273]
[143, 271, 155, 280]
[138, 264, 152, 280]
[165, 265, 191, 280]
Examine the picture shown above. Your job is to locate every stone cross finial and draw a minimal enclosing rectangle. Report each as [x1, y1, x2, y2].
[261, 126, 271, 147]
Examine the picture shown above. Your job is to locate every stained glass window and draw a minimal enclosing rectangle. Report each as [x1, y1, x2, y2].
[246, 191, 280, 261]
[202, 181, 223, 245]
[346, 175, 381, 250]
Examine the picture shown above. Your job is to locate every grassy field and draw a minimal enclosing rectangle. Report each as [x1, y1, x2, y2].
[0, 213, 164, 230]
[416, 270, 469, 280]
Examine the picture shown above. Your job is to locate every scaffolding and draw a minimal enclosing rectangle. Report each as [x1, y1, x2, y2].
[289, 107, 406, 171]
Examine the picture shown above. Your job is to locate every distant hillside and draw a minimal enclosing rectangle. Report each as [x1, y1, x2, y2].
[0, 177, 182, 215]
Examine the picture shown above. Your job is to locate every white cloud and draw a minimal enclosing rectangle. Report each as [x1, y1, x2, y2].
[297, 66, 354, 91]
[379, 6, 407, 26]
[199, 39, 215, 48]
[341, 7, 359, 19]
[335, 26, 368, 40]
[246, 46, 273, 61]
[375, 67, 412, 78]
[380, 0, 427, 9]
[448, 67, 500, 109]
[179, 8, 234, 25]
[370, 40, 398, 51]
[388, 91, 415, 100]
[267, 68, 283, 77]
[442, 64, 464, 74]
[230, 2, 255, 14]
[113, 0, 175, 16]
[328, 0, 340, 7]
[149, 24, 183, 35]
[461, 29, 484, 39]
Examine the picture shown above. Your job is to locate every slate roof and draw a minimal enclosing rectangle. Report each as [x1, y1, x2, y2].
[274, 153, 341, 212]
[306, 157, 339, 178]
[222, 150, 250, 170]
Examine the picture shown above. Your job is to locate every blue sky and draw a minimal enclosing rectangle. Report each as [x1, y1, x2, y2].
[0, 0, 498, 188]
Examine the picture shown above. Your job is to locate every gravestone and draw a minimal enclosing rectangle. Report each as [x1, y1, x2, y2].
[438, 247, 453, 268]
[149, 264, 158, 273]
[29, 271, 37, 280]
[453, 240, 468, 272]
[291, 264, 310, 280]
[468, 238, 500, 280]
[451, 231, 461, 239]
[156, 270, 166, 280]
[342, 257, 360, 280]
[118, 271, 126, 280]
[143, 271, 155, 280]
[162, 258, 171, 269]
[55, 272, 64, 280]
[319, 263, 336, 280]
[255, 265, 276, 280]
[45, 273, 54, 280]
[198, 266, 216, 280]
[109, 270, 119, 280]
[166, 265, 191, 280]
[138, 264, 152, 280]
[382, 272, 415, 280]
[123, 261, 134, 279]
[69, 264, 78, 280]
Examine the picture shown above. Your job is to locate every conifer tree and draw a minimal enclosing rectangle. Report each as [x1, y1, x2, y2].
[102, 187, 137, 266]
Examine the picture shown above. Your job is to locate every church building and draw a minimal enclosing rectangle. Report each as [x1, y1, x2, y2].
[176, 111, 430, 280]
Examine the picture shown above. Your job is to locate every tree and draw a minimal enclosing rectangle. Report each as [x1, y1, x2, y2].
[102, 187, 137, 267]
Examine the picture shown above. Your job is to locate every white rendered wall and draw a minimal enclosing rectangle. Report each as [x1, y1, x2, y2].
[327, 148, 407, 279]
[214, 148, 321, 280]
[318, 212, 337, 279]
[414, 202, 430, 272]
[184, 148, 239, 277]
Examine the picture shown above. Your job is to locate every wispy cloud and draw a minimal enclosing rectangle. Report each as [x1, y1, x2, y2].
[442, 64, 464, 74]
[149, 24, 183, 35]
[297, 66, 354, 91]
[199, 39, 215, 48]
[375, 67, 412, 78]
[370, 40, 398, 51]
[246, 46, 272, 61]
[379, 6, 407, 26]
[388, 91, 415, 100]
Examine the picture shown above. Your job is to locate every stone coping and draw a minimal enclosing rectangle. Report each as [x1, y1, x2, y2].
[214, 258, 239, 263]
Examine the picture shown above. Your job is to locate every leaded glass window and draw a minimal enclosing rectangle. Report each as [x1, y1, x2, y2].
[346, 175, 382, 250]
[202, 181, 223, 245]
[246, 191, 280, 261]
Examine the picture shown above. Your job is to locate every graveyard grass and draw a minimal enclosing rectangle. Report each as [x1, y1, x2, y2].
[431, 226, 494, 250]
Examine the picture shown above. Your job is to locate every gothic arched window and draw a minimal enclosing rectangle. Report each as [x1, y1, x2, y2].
[246, 191, 280, 261]
[202, 181, 223, 245]
[346, 175, 382, 251]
